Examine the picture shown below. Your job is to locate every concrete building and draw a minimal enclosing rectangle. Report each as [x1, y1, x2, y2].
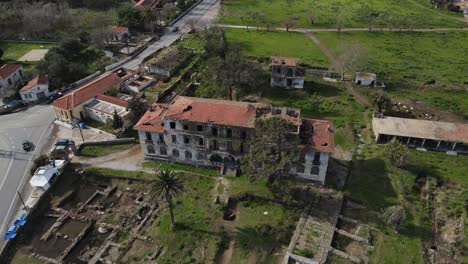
[123, 74, 155, 93]
[0, 63, 24, 90]
[85, 94, 131, 128]
[134, 96, 334, 184]
[271, 56, 305, 89]
[355, 72, 385, 88]
[20, 75, 50, 103]
[372, 114, 468, 154]
[52, 72, 126, 125]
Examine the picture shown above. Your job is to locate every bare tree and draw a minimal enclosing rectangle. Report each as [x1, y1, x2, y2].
[333, 42, 368, 80]
[335, 14, 344, 33]
[282, 16, 299, 32]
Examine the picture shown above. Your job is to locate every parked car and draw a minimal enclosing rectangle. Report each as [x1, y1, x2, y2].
[6, 100, 26, 111]
[0, 106, 12, 115]
[22, 141, 33, 152]
[172, 26, 179, 32]
[47, 91, 62, 104]
[55, 138, 69, 146]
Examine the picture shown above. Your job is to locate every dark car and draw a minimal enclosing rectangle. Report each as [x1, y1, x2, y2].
[47, 91, 63, 104]
[55, 138, 70, 146]
[0, 106, 12, 115]
[172, 26, 179, 32]
[22, 141, 33, 152]
[6, 100, 26, 110]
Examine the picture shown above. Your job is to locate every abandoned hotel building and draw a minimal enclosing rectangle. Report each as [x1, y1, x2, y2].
[270, 56, 305, 89]
[373, 114, 468, 154]
[135, 96, 334, 185]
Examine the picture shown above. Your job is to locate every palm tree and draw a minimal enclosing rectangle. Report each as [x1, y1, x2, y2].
[150, 169, 184, 229]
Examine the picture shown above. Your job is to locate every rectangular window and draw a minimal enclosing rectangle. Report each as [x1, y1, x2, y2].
[145, 132, 152, 141]
[241, 131, 247, 140]
[159, 134, 165, 143]
[183, 124, 189, 130]
[240, 143, 244, 154]
[184, 136, 190, 144]
[172, 135, 177, 143]
[170, 122, 176, 129]
[213, 140, 218, 150]
[197, 125, 203, 131]
[226, 142, 233, 152]
[313, 152, 321, 164]
[199, 137, 204, 146]
[226, 129, 232, 138]
[211, 127, 218, 136]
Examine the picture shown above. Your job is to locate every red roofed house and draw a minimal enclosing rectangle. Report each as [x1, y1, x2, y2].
[0, 63, 24, 90]
[134, 96, 334, 184]
[52, 72, 130, 127]
[111, 26, 129, 41]
[20, 75, 50, 103]
[133, 0, 161, 11]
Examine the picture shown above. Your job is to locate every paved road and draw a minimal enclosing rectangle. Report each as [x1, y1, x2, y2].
[0, 105, 55, 244]
[123, 0, 219, 70]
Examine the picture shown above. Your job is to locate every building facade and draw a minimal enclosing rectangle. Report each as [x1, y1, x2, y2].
[0, 63, 24, 90]
[271, 56, 305, 89]
[20, 75, 50, 103]
[135, 96, 334, 185]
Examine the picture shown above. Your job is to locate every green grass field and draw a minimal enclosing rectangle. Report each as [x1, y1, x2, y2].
[0, 41, 55, 61]
[221, 0, 465, 29]
[225, 29, 329, 66]
[315, 31, 468, 117]
[79, 144, 132, 158]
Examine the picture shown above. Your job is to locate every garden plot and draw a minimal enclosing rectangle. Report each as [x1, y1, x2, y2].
[18, 49, 49, 62]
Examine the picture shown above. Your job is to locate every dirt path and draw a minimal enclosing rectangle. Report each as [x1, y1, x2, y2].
[304, 32, 371, 107]
[217, 24, 468, 32]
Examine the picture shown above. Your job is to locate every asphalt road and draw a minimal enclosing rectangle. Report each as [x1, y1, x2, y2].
[0, 105, 55, 239]
[123, 0, 219, 70]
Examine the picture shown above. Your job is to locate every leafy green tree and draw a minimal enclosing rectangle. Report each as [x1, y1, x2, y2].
[112, 109, 123, 130]
[118, 6, 144, 31]
[30, 154, 49, 175]
[372, 91, 392, 113]
[242, 117, 299, 182]
[203, 27, 228, 58]
[128, 96, 148, 124]
[150, 170, 184, 229]
[50, 149, 69, 162]
[384, 139, 408, 168]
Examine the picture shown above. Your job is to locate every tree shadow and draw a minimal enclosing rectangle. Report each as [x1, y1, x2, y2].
[304, 80, 341, 97]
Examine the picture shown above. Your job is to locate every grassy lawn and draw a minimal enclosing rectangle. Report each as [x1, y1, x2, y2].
[10, 253, 45, 264]
[144, 172, 220, 263]
[371, 231, 424, 264]
[0, 41, 55, 61]
[79, 144, 133, 158]
[225, 29, 329, 67]
[220, 0, 465, 29]
[315, 31, 468, 117]
[143, 161, 219, 177]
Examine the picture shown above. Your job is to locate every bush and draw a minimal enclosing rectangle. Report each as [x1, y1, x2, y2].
[30, 154, 49, 175]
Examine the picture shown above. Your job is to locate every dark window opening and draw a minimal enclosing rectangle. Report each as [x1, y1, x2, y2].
[212, 140, 218, 150]
[241, 131, 247, 139]
[170, 122, 176, 129]
[159, 134, 165, 143]
[145, 132, 152, 141]
[160, 147, 167, 155]
[183, 124, 189, 130]
[184, 136, 190, 144]
[147, 145, 155, 154]
[199, 137, 204, 146]
[172, 135, 177, 143]
[313, 152, 321, 164]
[310, 166, 319, 175]
[240, 143, 244, 154]
[212, 127, 218, 136]
[197, 125, 203, 131]
[226, 129, 232, 138]
[172, 149, 179, 158]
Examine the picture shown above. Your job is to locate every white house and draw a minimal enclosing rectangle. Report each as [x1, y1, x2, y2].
[0, 63, 24, 90]
[111, 26, 129, 41]
[20, 75, 50, 103]
[84, 94, 132, 128]
[123, 74, 155, 93]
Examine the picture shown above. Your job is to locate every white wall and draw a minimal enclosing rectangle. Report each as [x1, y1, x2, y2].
[20, 84, 50, 102]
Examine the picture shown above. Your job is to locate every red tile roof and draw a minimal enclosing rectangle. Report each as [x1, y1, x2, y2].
[300, 118, 334, 153]
[53, 72, 122, 110]
[133, 0, 161, 10]
[0, 64, 22, 80]
[134, 104, 166, 132]
[95, 94, 129, 108]
[20, 75, 48, 92]
[111, 26, 128, 33]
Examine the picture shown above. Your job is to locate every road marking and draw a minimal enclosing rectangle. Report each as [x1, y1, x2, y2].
[0, 152, 15, 196]
[0, 123, 51, 236]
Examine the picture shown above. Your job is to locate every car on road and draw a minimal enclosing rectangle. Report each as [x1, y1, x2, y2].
[172, 26, 179, 32]
[0, 105, 12, 115]
[22, 141, 33, 152]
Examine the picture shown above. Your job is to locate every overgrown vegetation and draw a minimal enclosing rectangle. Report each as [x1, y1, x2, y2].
[79, 144, 132, 158]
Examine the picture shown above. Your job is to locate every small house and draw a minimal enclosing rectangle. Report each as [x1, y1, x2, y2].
[20, 75, 50, 103]
[123, 74, 155, 93]
[111, 26, 129, 41]
[0, 63, 24, 90]
[270, 56, 305, 89]
[355, 72, 386, 88]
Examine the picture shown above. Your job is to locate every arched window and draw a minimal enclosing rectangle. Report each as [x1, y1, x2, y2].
[196, 152, 206, 160]
[209, 154, 222, 163]
[185, 150, 192, 160]
[172, 149, 180, 158]
[310, 166, 319, 175]
[147, 145, 155, 154]
[160, 147, 167, 156]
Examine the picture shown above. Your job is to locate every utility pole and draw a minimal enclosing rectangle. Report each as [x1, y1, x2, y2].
[78, 124, 85, 143]
[17, 191, 29, 213]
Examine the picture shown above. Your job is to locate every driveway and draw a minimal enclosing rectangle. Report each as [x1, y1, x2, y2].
[122, 0, 220, 70]
[0, 105, 56, 248]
